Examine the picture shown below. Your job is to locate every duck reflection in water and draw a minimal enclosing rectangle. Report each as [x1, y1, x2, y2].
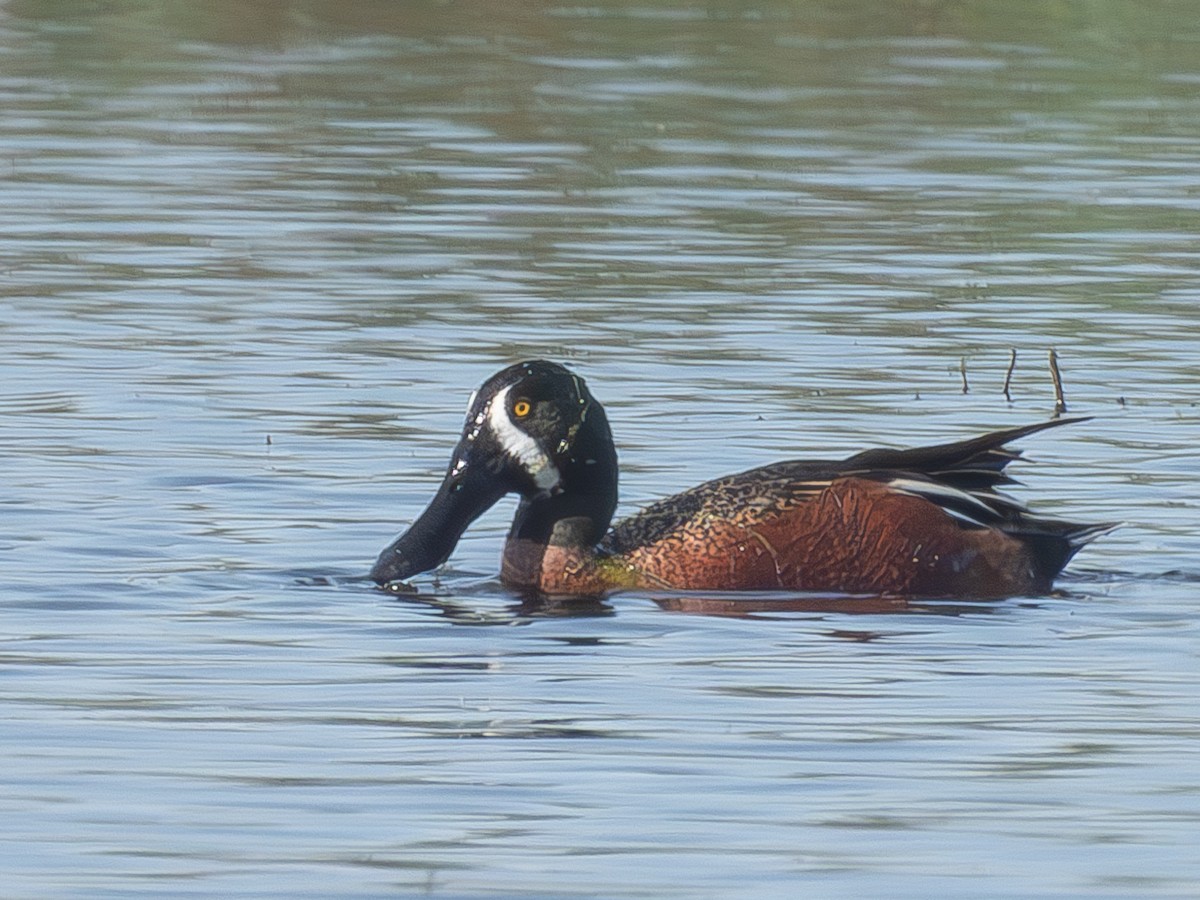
[383, 584, 1032, 627]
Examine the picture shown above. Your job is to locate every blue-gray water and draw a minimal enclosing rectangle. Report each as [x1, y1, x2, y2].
[2, 2, 1198, 897]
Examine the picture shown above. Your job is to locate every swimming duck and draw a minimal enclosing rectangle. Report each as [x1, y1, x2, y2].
[370, 360, 1111, 598]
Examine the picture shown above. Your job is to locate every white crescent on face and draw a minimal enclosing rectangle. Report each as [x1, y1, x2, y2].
[487, 384, 561, 493]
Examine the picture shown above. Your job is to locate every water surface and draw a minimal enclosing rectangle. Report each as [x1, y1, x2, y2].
[2, 2, 1198, 897]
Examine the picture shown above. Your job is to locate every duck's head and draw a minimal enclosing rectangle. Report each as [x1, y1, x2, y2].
[370, 360, 617, 586]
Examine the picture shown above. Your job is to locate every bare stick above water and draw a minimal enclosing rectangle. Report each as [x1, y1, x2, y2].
[1049, 348, 1067, 416]
[959, 356, 969, 394]
[1002, 349, 1017, 402]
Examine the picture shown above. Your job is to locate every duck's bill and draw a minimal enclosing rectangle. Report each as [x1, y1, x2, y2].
[370, 447, 508, 586]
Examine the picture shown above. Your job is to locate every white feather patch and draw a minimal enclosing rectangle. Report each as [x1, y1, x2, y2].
[887, 476, 997, 526]
[488, 385, 561, 492]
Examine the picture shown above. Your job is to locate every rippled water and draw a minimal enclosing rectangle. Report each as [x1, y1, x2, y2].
[3, 2, 1199, 897]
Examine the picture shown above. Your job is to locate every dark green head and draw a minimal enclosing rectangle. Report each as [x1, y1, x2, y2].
[370, 360, 618, 586]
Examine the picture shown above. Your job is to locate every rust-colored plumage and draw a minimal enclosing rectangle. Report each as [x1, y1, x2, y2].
[612, 479, 1054, 598]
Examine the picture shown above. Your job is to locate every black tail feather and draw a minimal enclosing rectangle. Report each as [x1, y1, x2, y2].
[843, 417, 1090, 479]
[1013, 518, 1119, 586]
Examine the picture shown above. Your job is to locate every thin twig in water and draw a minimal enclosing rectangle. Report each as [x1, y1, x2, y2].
[1002, 349, 1017, 403]
[959, 356, 969, 394]
[1048, 348, 1067, 416]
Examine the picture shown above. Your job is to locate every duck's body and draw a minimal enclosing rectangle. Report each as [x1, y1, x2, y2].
[371, 361, 1111, 599]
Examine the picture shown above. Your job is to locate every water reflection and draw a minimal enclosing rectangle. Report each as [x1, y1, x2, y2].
[374, 577, 1020, 625]
[379, 582, 617, 625]
[650, 592, 996, 619]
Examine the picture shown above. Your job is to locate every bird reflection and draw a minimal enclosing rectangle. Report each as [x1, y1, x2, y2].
[371, 577, 1009, 625]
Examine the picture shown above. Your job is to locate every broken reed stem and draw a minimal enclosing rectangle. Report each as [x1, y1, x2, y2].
[946, 349, 1068, 413]
[1002, 348, 1017, 402]
[1048, 348, 1067, 416]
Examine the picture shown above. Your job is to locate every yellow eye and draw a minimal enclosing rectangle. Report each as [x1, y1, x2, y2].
[513, 399, 532, 418]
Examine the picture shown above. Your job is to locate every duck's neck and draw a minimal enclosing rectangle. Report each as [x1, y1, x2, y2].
[501, 403, 619, 592]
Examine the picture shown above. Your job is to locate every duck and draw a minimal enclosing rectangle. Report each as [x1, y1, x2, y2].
[370, 360, 1112, 599]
